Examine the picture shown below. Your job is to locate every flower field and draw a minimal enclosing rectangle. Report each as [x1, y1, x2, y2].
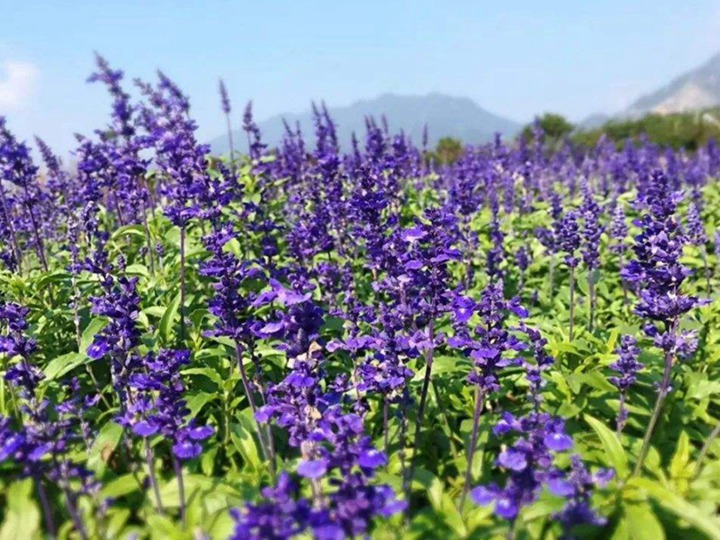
[2, 56, 720, 539]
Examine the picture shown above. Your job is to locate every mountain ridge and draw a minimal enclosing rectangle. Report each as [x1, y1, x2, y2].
[209, 92, 522, 153]
[623, 52, 720, 117]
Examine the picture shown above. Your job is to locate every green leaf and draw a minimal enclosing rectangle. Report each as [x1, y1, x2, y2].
[183, 367, 225, 388]
[230, 420, 261, 471]
[104, 508, 131, 539]
[100, 474, 141, 499]
[125, 264, 150, 278]
[207, 510, 236, 539]
[146, 514, 184, 540]
[628, 478, 720, 539]
[411, 468, 443, 508]
[158, 291, 182, 345]
[80, 318, 107, 354]
[585, 414, 629, 477]
[0, 480, 40, 540]
[185, 391, 216, 417]
[111, 224, 146, 240]
[610, 517, 632, 540]
[87, 422, 125, 476]
[670, 431, 691, 478]
[439, 492, 466, 537]
[624, 503, 665, 540]
[143, 306, 167, 318]
[42, 352, 88, 381]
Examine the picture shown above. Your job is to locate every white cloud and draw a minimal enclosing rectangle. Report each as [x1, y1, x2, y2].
[0, 61, 39, 113]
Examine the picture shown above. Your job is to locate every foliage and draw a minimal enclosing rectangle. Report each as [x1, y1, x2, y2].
[520, 113, 575, 146]
[573, 108, 720, 150]
[426, 136, 465, 166]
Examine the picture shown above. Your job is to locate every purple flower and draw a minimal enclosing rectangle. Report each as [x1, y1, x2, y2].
[557, 210, 581, 268]
[120, 349, 214, 461]
[621, 170, 703, 348]
[581, 182, 603, 271]
[219, 79, 231, 115]
[610, 204, 628, 255]
[609, 335, 642, 433]
[686, 202, 707, 246]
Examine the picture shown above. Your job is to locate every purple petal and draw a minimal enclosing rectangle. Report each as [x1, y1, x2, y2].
[495, 496, 518, 519]
[29, 442, 52, 461]
[358, 449, 387, 469]
[188, 425, 214, 441]
[297, 459, 328, 479]
[255, 406, 274, 423]
[544, 432, 573, 452]
[380, 499, 407, 517]
[402, 226, 426, 242]
[497, 449, 527, 471]
[133, 421, 158, 437]
[260, 321, 284, 334]
[172, 441, 202, 460]
[279, 290, 310, 306]
[87, 340, 109, 360]
[470, 486, 496, 506]
[547, 477, 575, 497]
[471, 347, 500, 359]
[312, 525, 345, 540]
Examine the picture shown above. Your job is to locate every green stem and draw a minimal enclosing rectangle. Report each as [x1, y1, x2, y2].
[633, 321, 677, 476]
[461, 387, 484, 508]
[569, 266, 575, 341]
[694, 420, 720, 479]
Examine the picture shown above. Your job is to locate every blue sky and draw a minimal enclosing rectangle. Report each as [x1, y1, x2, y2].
[1, 0, 720, 156]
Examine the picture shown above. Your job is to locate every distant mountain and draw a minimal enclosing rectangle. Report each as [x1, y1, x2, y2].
[209, 93, 522, 154]
[577, 113, 611, 130]
[624, 52, 720, 117]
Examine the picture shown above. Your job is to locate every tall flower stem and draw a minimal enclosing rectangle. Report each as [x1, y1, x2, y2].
[233, 343, 275, 476]
[616, 393, 627, 437]
[633, 323, 677, 476]
[63, 489, 89, 540]
[179, 225, 186, 344]
[461, 387, 485, 507]
[172, 455, 186, 528]
[701, 246, 710, 293]
[588, 271, 596, 333]
[225, 112, 236, 179]
[23, 186, 48, 271]
[383, 397, 390, 453]
[619, 253, 628, 306]
[398, 388, 409, 499]
[141, 200, 155, 275]
[145, 440, 165, 514]
[569, 267, 576, 341]
[36, 479, 56, 538]
[432, 381, 459, 463]
[405, 319, 435, 511]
